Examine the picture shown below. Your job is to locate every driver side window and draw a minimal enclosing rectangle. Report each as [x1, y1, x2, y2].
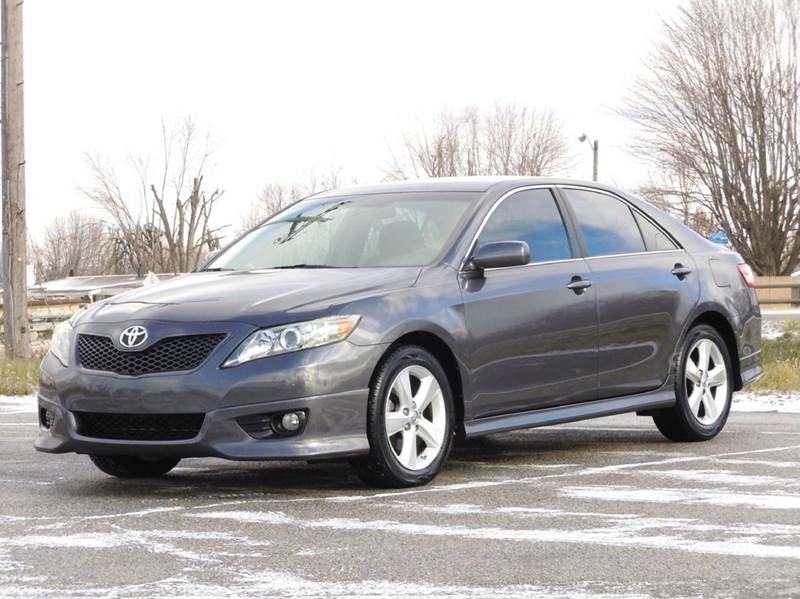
[478, 189, 572, 263]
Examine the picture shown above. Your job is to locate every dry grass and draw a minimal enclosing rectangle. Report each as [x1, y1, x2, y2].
[0, 357, 41, 396]
[750, 332, 800, 393]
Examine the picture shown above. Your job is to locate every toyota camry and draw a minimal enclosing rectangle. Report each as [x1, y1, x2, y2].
[36, 178, 763, 487]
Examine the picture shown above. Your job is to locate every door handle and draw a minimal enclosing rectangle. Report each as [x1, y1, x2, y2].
[671, 264, 692, 278]
[567, 276, 592, 294]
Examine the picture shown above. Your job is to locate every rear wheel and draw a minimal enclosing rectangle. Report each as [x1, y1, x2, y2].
[89, 455, 181, 478]
[653, 325, 733, 442]
[351, 345, 454, 487]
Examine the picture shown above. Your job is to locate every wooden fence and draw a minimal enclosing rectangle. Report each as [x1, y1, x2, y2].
[756, 276, 800, 310]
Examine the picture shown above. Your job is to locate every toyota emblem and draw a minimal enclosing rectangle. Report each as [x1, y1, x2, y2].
[119, 325, 148, 349]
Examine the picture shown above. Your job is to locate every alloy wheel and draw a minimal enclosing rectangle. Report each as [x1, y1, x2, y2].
[384, 364, 446, 471]
[684, 338, 729, 426]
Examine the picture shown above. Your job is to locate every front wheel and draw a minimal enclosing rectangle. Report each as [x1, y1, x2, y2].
[653, 325, 733, 442]
[351, 345, 455, 488]
[89, 455, 181, 478]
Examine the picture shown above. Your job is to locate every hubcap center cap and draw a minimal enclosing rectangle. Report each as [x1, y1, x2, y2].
[410, 410, 419, 424]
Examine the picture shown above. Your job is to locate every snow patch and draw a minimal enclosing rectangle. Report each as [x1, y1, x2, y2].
[0, 395, 37, 415]
[188, 509, 800, 560]
[733, 392, 800, 413]
[561, 485, 800, 510]
[637, 468, 800, 488]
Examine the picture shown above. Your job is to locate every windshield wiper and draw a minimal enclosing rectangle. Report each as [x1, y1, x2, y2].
[200, 267, 236, 272]
[268, 264, 344, 269]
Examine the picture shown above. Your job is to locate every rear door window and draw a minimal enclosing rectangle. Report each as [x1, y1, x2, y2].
[478, 188, 572, 263]
[563, 189, 645, 256]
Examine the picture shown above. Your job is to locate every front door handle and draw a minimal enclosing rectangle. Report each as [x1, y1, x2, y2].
[671, 264, 692, 279]
[567, 276, 592, 294]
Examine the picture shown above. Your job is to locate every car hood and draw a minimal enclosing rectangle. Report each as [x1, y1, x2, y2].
[83, 268, 421, 326]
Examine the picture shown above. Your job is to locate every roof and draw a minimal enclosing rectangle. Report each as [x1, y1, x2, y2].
[314, 176, 608, 197]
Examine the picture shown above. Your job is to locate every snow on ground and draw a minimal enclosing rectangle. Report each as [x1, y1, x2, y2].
[0, 396, 36, 416]
[732, 392, 800, 414]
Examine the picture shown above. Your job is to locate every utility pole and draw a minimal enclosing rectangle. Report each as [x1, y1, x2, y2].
[1, 0, 32, 359]
[578, 133, 599, 182]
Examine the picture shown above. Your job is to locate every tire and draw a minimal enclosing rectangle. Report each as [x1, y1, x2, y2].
[89, 455, 181, 478]
[351, 345, 455, 488]
[653, 324, 734, 442]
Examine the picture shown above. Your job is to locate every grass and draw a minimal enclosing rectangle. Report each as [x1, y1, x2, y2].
[0, 357, 41, 395]
[750, 326, 800, 393]
[0, 324, 798, 396]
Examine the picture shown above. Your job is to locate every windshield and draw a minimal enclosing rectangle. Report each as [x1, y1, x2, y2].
[210, 191, 479, 270]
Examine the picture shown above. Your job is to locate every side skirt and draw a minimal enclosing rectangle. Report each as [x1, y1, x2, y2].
[463, 387, 676, 438]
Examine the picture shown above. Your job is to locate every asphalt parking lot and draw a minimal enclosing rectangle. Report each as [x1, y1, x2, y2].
[1, 396, 799, 598]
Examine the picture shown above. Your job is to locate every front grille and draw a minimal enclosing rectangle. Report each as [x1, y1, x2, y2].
[77, 333, 225, 376]
[74, 411, 204, 441]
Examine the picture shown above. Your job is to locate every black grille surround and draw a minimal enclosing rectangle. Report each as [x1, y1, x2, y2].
[74, 411, 205, 441]
[77, 333, 226, 376]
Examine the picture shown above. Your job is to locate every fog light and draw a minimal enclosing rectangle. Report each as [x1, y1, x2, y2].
[281, 412, 302, 432]
[39, 407, 55, 430]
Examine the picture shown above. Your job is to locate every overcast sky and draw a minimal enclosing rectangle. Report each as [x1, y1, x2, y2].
[23, 0, 681, 238]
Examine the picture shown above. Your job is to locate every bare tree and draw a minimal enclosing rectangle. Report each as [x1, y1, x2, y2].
[82, 118, 225, 274]
[624, 0, 800, 275]
[31, 211, 111, 281]
[637, 169, 716, 237]
[241, 168, 344, 231]
[385, 103, 572, 180]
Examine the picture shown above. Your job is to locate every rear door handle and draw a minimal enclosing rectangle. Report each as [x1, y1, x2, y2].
[567, 277, 592, 294]
[671, 264, 692, 278]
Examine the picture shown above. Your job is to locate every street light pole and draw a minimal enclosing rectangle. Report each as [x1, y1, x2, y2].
[578, 133, 599, 182]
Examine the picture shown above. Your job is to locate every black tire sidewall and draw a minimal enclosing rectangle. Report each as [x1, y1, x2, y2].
[367, 346, 455, 486]
[675, 325, 733, 439]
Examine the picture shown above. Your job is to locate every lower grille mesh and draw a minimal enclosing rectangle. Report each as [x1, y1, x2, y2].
[74, 411, 204, 441]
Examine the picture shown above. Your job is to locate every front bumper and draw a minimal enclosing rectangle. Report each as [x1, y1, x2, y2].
[35, 331, 384, 461]
[35, 388, 369, 460]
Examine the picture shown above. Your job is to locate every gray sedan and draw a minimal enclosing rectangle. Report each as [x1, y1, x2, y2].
[36, 177, 763, 487]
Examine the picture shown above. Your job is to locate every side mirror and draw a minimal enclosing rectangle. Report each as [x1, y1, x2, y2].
[467, 241, 530, 272]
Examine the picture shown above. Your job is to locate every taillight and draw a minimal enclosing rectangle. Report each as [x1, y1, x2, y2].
[737, 263, 756, 288]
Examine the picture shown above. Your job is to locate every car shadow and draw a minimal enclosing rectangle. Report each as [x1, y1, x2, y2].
[56, 426, 668, 499]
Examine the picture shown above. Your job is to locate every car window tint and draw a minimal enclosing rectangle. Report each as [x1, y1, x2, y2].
[565, 189, 646, 256]
[478, 189, 572, 263]
[633, 211, 678, 251]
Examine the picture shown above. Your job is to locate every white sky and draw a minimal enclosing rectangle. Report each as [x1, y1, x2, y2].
[22, 0, 682, 239]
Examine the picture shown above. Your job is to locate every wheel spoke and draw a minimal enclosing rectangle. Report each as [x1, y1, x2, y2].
[707, 365, 727, 387]
[685, 358, 702, 384]
[688, 386, 703, 415]
[697, 340, 711, 371]
[414, 375, 438, 412]
[416, 417, 442, 450]
[702, 389, 718, 421]
[393, 370, 414, 409]
[385, 412, 407, 436]
[398, 428, 417, 469]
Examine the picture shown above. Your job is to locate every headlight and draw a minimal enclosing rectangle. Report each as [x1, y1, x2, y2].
[49, 320, 73, 366]
[223, 315, 361, 367]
